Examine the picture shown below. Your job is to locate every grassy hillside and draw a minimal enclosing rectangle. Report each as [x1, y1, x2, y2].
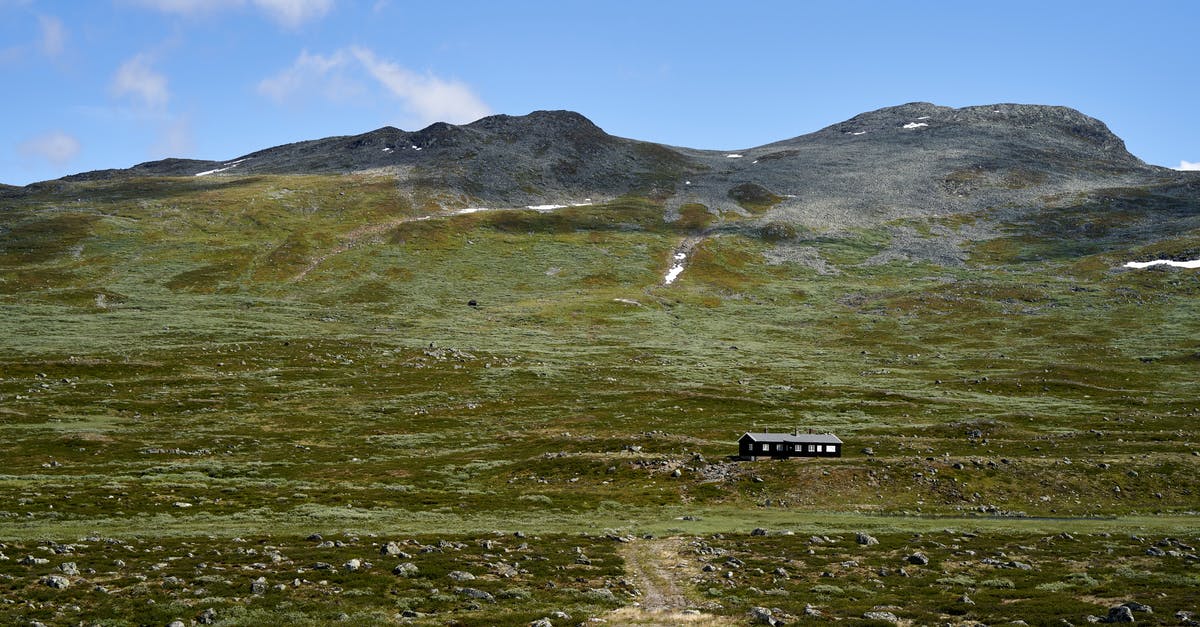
[1, 174, 1198, 624]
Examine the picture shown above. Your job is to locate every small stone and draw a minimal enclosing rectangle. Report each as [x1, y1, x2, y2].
[863, 611, 900, 623]
[448, 570, 475, 581]
[168, 621, 186, 627]
[751, 528, 767, 536]
[960, 593, 975, 605]
[344, 558, 363, 571]
[59, 562, 79, 575]
[857, 532, 879, 546]
[530, 620, 554, 627]
[250, 577, 267, 594]
[197, 608, 218, 624]
[906, 552, 929, 566]
[671, 468, 682, 477]
[393, 562, 418, 577]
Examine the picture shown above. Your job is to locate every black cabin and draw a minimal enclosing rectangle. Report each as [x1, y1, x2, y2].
[738, 431, 843, 460]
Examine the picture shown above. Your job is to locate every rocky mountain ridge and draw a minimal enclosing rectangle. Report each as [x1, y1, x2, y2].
[25, 102, 1199, 230]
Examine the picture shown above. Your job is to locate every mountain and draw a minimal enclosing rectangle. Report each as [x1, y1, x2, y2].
[36, 102, 1195, 232]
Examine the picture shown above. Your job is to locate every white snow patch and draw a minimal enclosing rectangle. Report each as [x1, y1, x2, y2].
[382, 147, 392, 153]
[411, 145, 421, 151]
[726, 153, 743, 158]
[1123, 259, 1200, 269]
[685, 180, 691, 185]
[852, 131, 867, 136]
[195, 158, 248, 177]
[453, 207, 489, 215]
[917, 116, 930, 120]
[613, 298, 642, 307]
[902, 122, 929, 129]
[663, 252, 687, 284]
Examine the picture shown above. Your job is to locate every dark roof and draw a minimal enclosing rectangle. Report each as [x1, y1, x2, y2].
[740, 432, 842, 444]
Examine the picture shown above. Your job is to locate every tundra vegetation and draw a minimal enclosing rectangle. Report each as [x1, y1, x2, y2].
[1, 109, 1199, 624]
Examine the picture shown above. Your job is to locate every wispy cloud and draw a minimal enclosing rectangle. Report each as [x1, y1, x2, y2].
[1178, 160, 1200, 171]
[111, 53, 169, 109]
[350, 47, 490, 126]
[129, 0, 333, 28]
[252, 0, 332, 28]
[18, 130, 81, 165]
[258, 46, 490, 126]
[38, 14, 65, 58]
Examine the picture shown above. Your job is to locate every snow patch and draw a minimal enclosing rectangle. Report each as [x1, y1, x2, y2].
[527, 204, 567, 211]
[613, 298, 642, 307]
[664, 252, 687, 284]
[1123, 259, 1200, 269]
[382, 147, 393, 153]
[852, 131, 867, 136]
[725, 153, 743, 158]
[917, 116, 930, 120]
[453, 207, 489, 215]
[902, 122, 929, 129]
[195, 159, 249, 177]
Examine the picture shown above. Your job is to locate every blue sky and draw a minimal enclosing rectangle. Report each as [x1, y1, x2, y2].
[2, 0, 1197, 185]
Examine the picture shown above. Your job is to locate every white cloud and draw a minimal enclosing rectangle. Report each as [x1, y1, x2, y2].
[111, 54, 169, 109]
[18, 130, 81, 165]
[129, 0, 332, 27]
[259, 46, 490, 126]
[38, 14, 65, 58]
[1178, 160, 1200, 171]
[252, 0, 332, 28]
[350, 46, 490, 125]
[257, 49, 361, 102]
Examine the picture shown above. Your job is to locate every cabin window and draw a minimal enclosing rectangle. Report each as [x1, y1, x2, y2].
[759, 443, 767, 452]
[807, 444, 815, 453]
[775, 444, 783, 452]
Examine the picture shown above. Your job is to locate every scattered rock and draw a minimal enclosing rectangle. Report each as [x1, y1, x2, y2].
[197, 608, 218, 624]
[40, 575, 70, 589]
[380, 541, 403, 556]
[530, 620, 554, 627]
[1102, 605, 1135, 623]
[458, 587, 495, 602]
[58, 562, 79, 575]
[751, 528, 768, 536]
[393, 562, 418, 577]
[448, 570, 475, 581]
[960, 593, 975, 605]
[857, 532, 879, 546]
[907, 552, 929, 565]
[1121, 601, 1152, 614]
[250, 577, 267, 594]
[344, 558, 363, 571]
[863, 610, 900, 622]
[750, 606, 782, 626]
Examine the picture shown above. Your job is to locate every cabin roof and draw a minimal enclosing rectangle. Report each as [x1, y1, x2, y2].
[739, 432, 843, 444]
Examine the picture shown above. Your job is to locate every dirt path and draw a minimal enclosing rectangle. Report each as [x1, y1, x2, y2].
[611, 537, 735, 626]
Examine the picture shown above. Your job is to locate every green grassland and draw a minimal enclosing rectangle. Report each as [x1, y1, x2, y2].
[1, 174, 1198, 624]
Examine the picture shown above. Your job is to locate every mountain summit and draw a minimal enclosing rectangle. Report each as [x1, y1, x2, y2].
[45, 102, 1191, 227]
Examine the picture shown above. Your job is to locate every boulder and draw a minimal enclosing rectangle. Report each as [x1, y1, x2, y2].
[857, 532, 879, 546]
